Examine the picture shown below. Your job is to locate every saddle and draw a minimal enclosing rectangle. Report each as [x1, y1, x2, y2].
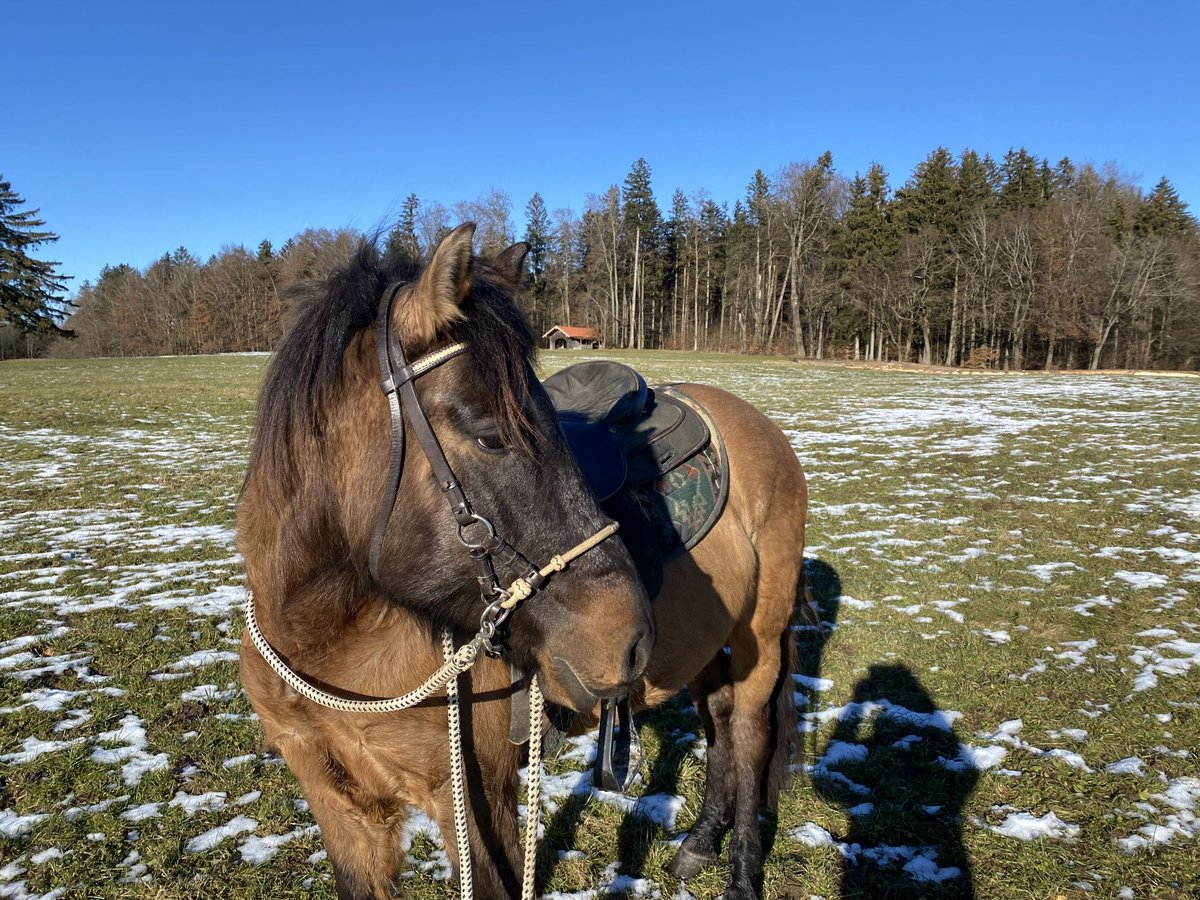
[536, 360, 731, 791]
[543, 360, 729, 600]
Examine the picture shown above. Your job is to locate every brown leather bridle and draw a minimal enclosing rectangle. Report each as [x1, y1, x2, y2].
[368, 282, 615, 655]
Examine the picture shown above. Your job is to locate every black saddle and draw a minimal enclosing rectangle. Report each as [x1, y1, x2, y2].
[545, 360, 710, 499]
[543, 360, 727, 599]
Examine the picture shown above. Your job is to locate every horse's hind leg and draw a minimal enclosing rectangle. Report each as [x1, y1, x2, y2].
[668, 652, 738, 879]
[722, 621, 793, 898]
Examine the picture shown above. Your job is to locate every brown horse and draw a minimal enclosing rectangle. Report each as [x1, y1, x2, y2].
[238, 223, 807, 899]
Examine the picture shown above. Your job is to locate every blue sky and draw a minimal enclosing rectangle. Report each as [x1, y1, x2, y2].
[6, 0, 1198, 291]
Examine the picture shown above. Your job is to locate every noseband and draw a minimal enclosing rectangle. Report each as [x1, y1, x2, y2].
[368, 282, 617, 655]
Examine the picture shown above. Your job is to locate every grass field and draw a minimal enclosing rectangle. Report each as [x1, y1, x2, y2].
[1, 351, 1198, 899]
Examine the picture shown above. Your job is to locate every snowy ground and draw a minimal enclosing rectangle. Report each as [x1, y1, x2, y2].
[1, 353, 1198, 898]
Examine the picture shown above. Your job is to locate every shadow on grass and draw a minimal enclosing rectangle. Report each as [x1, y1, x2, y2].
[816, 663, 978, 898]
[795, 559, 977, 897]
[536, 693, 702, 892]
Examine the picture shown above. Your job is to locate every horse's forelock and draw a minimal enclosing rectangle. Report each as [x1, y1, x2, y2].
[246, 239, 540, 502]
[457, 271, 539, 453]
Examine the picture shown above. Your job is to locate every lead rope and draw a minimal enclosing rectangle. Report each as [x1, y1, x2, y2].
[442, 630, 474, 898]
[522, 674, 544, 899]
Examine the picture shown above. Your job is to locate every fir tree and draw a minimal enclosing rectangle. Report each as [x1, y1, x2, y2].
[524, 192, 552, 283]
[0, 176, 72, 338]
[1136, 177, 1196, 237]
[386, 194, 421, 259]
[998, 147, 1045, 209]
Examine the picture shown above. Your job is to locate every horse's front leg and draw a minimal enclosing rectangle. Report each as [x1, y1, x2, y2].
[432, 765, 524, 899]
[669, 652, 737, 880]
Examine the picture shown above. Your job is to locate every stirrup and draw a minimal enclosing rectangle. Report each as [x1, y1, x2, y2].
[593, 696, 641, 792]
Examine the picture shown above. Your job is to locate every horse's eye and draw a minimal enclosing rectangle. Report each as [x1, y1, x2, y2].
[476, 433, 507, 454]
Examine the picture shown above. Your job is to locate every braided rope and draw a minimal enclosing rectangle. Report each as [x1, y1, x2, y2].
[500, 522, 619, 609]
[243, 592, 483, 713]
[521, 675, 545, 899]
[442, 630, 474, 898]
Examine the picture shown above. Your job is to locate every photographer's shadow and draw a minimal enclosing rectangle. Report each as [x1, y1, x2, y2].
[814, 663, 977, 898]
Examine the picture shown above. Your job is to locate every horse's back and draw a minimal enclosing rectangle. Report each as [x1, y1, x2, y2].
[641, 382, 806, 706]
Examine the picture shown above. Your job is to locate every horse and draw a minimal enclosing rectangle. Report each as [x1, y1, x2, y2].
[238, 223, 808, 900]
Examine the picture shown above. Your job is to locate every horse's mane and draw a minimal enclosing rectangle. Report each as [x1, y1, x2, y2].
[246, 238, 537, 500]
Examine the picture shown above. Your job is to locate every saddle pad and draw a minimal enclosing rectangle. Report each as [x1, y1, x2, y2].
[631, 387, 729, 557]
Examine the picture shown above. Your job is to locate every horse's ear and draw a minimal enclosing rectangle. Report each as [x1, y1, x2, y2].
[399, 222, 475, 341]
[492, 242, 530, 295]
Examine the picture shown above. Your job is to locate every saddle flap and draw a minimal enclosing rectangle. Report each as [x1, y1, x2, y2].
[560, 418, 627, 501]
[624, 392, 710, 485]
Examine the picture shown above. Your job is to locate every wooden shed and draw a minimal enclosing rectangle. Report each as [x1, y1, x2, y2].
[543, 325, 603, 350]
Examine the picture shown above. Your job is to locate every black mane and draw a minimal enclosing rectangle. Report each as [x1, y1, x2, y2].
[245, 238, 537, 499]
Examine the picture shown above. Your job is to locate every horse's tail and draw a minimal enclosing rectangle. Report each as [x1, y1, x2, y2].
[764, 621, 798, 806]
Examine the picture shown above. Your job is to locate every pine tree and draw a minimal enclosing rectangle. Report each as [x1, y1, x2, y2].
[524, 193, 552, 283]
[896, 147, 959, 235]
[386, 193, 421, 259]
[522, 192, 552, 330]
[620, 159, 663, 347]
[0, 176, 72, 339]
[998, 148, 1045, 209]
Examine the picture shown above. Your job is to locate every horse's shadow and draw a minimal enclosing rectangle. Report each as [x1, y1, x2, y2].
[537, 692, 699, 891]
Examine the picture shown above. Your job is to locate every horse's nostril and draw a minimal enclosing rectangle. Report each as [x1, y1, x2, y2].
[627, 629, 652, 679]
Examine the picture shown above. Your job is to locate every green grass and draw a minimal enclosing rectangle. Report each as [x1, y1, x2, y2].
[2, 351, 1199, 898]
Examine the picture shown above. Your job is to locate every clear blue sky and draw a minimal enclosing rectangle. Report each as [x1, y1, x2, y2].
[6, 0, 1198, 291]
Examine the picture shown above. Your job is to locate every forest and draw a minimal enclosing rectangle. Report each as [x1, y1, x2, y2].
[44, 147, 1200, 370]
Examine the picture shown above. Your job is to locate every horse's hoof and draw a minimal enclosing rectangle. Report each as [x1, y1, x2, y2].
[720, 883, 760, 900]
[667, 844, 716, 880]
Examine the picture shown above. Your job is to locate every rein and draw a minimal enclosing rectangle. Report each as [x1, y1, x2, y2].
[246, 281, 620, 899]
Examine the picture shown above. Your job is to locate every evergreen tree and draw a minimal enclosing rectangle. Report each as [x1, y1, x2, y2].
[386, 193, 421, 259]
[1052, 157, 1077, 194]
[621, 158, 662, 240]
[998, 147, 1045, 209]
[524, 192, 552, 283]
[1136, 177, 1195, 237]
[896, 147, 959, 235]
[957, 150, 995, 213]
[0, 176, 72, 339]
[620, 159, 662, 347]
[746, 169, 771, 227]
[522, 192, 553, 330]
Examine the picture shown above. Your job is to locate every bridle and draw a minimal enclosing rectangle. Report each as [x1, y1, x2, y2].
[368, 281, 617, 655]
[244, 279, 620, 900]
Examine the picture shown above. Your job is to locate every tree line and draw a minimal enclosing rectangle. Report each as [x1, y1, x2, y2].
[36, 148, 1200, 368]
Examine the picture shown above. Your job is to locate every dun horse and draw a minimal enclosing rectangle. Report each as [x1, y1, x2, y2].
[239, 224, 807, 899]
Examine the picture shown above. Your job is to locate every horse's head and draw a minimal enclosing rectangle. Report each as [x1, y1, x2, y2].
[325, 223, 653, 711]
